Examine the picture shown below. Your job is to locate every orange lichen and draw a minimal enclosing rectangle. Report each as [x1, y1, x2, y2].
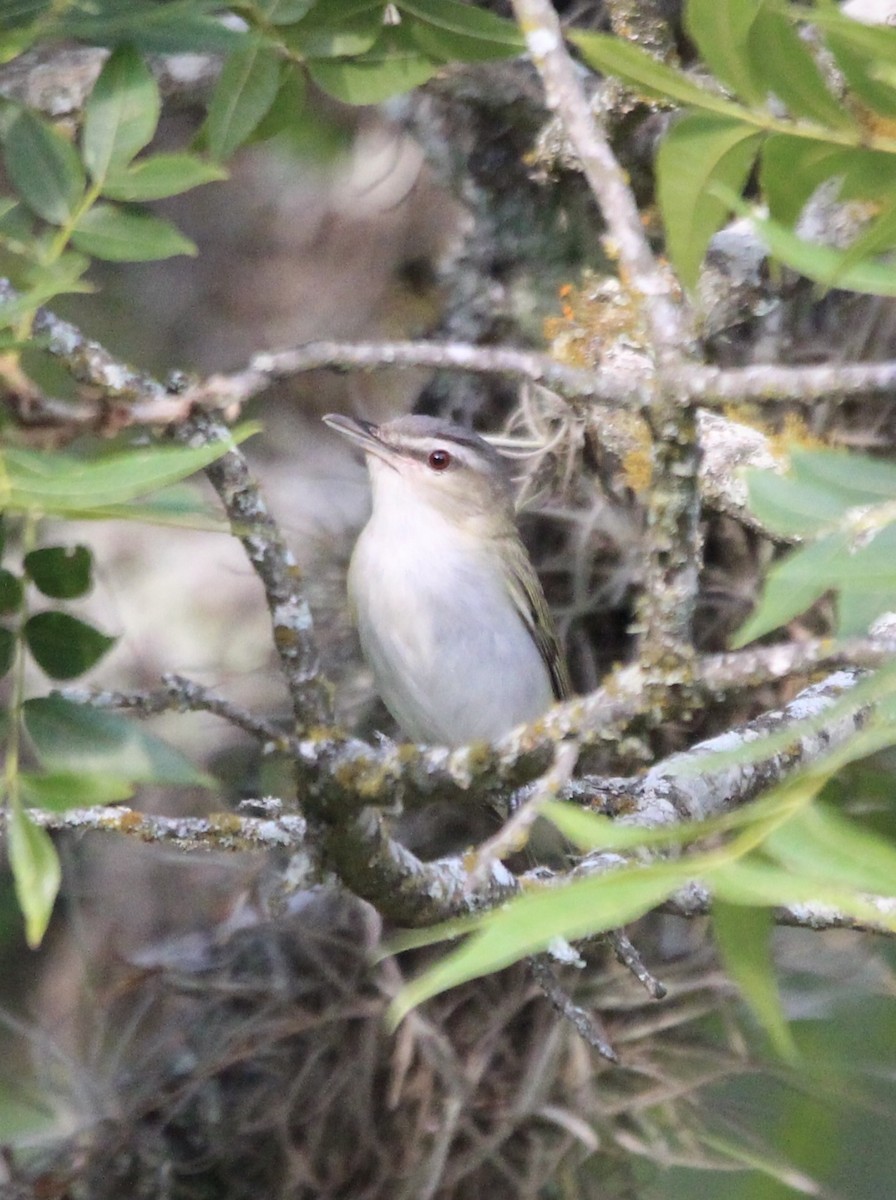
[542, 272, 645, 371]
[621, 444, 654, 493]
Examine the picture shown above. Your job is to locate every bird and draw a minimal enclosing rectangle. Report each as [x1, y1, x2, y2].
[323, 412, 571, 747]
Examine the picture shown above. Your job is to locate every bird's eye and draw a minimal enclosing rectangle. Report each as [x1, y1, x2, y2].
[427, 448, 452, 471]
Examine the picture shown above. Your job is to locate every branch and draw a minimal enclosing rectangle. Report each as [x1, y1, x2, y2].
[26, 805, 308, 850]
[666, 882, 896, 936]
[179, 412, 333, 735]
[509, 0, 687, 360]
[59, 676, 289, 745]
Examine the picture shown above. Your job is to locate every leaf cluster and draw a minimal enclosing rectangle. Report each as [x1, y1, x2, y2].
[0, 428, 255, 947]
[575, 0, 896, 292]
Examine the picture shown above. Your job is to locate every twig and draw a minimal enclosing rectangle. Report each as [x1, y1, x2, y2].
[25, 805, 308, 850]
[59, 676, 288, 745]
[179, 412, 332, 735]
[606, 930, 667, 999]
[529, 955, 618, 1061]
[665, 882, 896, 935]
[466, 740, 579, 884]
[509, 0, 687, 360]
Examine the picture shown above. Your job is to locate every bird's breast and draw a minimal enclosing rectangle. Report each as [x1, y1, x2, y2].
[348, 508, 553, 745]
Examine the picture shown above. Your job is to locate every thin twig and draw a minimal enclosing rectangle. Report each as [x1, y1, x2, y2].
[179, 412, 333, 735]
[529, 955, 618, 1060]
[59, 677, 288, 745]
[606, 930, 667, 1000]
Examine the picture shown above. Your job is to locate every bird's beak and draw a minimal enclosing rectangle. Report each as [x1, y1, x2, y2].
[322, 414, 397, 468]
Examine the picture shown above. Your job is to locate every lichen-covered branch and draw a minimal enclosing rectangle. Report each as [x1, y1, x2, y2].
[509, 0, 688, 361]
[26, 804, 308, 851]
[179, 412, 333, 734]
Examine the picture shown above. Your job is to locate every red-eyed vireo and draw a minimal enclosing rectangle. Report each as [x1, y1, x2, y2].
[323, 413, 571, 747]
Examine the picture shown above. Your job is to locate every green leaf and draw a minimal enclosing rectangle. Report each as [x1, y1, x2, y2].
[709, 856, 896, 930]
[805, 4, 896, 72]
[0, 422, 259, 516]
[101, 154, 227, 201]
[0, 256, 93, 328]
[24, 695, 213, 786]
[570, 30, 749, 119]
[50, 0, 246, 53]
[308, 25, 439, 105]
[390, 860, 693, 1023]
[400, 0, 523, 62]
[254, 0, 314, 22]
[837, 523, 896, 636]
[767, 803, 896, 899]
[684, 0, 766, 106]
[0, 569, 23, 613]
[204, 44, 282, 161]
[759, 136, 845, 225]
[745, 469, 856, 538]
[7, 795, 61, 947]
[822, 198, 896, 288]
[824, 27, 896, 118]
[24, 545, 93, 599]
[82, 44, 160, 182]
[24, 611, 116, 679]
[732, 530, 852, 646]
[284, 0, 384, 57]
[19, 770, 134, 810]
[790, 448, 896, 506]
[71, 204, 197, 261]
[747, 5, 853, 130]
[657, 112, 762, 289]
[747, 203, 896, 296]
[2, 109, 86, 225]
[712, 901, 798, 1061]
[0, 626, 14, 677]
[249, 69, 308, 143]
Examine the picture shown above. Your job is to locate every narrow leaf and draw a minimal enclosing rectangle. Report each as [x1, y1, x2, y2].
[24, 544, 93, 599]
[570, 30, 750, 119]
[749, 204, 896, 296]
[824, 28, 896, 118]
[767, 803, 896, 899]
[71, 203, 196, 261]
[309, 26, 439, 104]
[7, 795, 61, 948]
[24, 611, 116, 679]
[684, 0, 765, 105]
[204, 44, 282, 161]
[20, 771, 134, 810]
[400, 0, 522, 61]
[748, 5, 853, 130]
[745, 469, 858, 538]
[101, 154, 227, 201]
[2, 109, 86, 224]
[24, 695, 213, 786]
[712, 901, 798, 1061]
[657, 112, 762, 289]
[0, 422, 258, 515]
[390, 861, 692, 1023]
[254, 0, 314, 22]
[790, 448, 896, 506]
[82, 44, 160, 181]
[284, 0, 384, 57]
[732, 531, 852, 646]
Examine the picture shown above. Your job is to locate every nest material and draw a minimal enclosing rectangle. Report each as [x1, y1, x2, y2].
[16, 889, 744, 1200]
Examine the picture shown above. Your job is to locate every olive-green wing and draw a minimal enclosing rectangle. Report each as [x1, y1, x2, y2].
[502, 539, 572, 702]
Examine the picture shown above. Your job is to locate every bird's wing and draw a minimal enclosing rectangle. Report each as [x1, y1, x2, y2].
[503, 539, 573, 702]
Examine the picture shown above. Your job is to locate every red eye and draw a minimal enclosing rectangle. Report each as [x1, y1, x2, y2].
[427, 448, 452, 471]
